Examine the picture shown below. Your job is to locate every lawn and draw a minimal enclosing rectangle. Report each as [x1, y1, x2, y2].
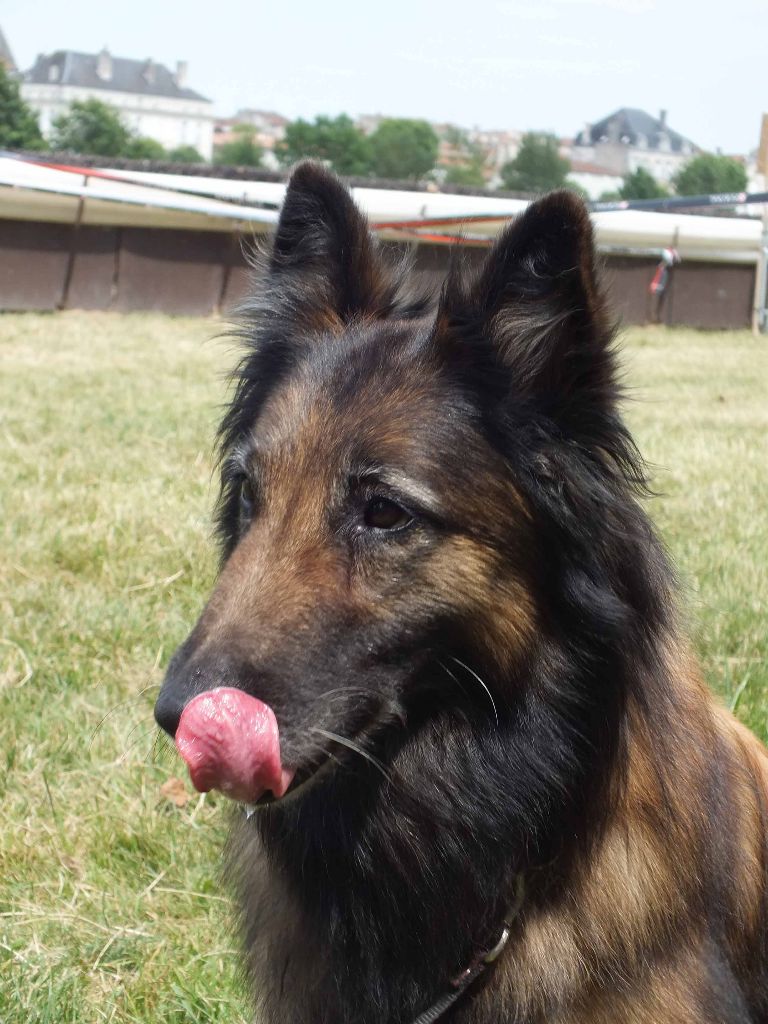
[1, 312, 766, 1022]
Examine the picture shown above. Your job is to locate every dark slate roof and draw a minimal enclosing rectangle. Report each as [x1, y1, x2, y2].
[23, 50, 210, 102]
[581, 108, 697, 153]
[0, 26, 16, 71]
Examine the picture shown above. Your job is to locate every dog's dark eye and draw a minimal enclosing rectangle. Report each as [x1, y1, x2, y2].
[239, 478, 255, 524]
[364, 497, 413, 531]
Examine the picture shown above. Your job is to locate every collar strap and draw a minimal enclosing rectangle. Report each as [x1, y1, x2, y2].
[410, 874, 524, 1024]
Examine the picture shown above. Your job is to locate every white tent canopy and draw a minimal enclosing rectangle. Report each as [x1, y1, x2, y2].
[0, 157, 762, 264]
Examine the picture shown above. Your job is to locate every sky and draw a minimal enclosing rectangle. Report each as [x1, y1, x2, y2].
[2, 0, 766, 154]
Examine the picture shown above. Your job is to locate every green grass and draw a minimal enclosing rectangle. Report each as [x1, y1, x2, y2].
[1, 312, 766, 1021]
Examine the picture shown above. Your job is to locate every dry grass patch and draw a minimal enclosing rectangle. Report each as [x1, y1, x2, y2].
[1, 312, 765, 1021]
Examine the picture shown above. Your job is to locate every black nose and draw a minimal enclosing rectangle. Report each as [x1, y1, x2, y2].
[154, 640, 200, 736]
[154, 688, 184, 737]
[154, 646, 262, 738]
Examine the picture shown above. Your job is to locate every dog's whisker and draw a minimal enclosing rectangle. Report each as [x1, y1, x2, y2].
[315, 687, 376, 703]
[449, 656, 499, 726]
[89, 682, 161, 751]
[117, 726, 156, 764]
[311, 727, 391, 781]
[436, 658, 472, 702]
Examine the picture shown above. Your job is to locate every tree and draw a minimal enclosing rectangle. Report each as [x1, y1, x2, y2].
[0, 64, 44, 150]
[619, 167, 667, 200]
[125, 136, 166, 160]
[51, 98, 131, 156]
[368, 119, 438, 181]
[277, 115, 371, 176]
[673, 153, 747, 196]
[499, 132, 569, 193]
[214, 124, 264, 167]
[168, 144, 204, 163]
[440, 127, 487, 188]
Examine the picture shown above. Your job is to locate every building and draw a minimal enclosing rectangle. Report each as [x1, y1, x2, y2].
[234, 109, 289, 144]
[430, 125, 522, 187]
[570, 108, 698, 185]
[21, 47, 214, 158]
[471, 128, 521, 181]
[566, 160, 624, 200]
[213, 109, 288, 169]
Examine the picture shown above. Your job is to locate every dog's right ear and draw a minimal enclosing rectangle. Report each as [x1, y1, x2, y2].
[267, 161, 400, 330]
[435, 191, 618, 443]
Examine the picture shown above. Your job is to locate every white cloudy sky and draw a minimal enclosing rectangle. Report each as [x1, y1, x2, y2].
[3, 0, 765, 153]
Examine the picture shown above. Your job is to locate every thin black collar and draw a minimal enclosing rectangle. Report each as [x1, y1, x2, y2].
[410, 874, 525, 1024]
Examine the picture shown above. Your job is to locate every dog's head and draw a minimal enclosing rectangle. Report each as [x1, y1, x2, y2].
[155, 162, 633, 805]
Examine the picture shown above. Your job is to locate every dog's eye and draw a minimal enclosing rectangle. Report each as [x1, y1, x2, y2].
[364, 497, 413, 531]
[239, 478, 255, 523]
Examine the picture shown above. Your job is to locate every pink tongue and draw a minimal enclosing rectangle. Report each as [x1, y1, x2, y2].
[175, 687, 293, 803]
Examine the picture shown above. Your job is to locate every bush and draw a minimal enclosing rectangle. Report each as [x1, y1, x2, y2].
[673, 154, 747, 196]
[0, 64, 44, 150]
[51, 98, 132, 157]
[168, 145, 204, 164]
[499, 133, 569, 192]
[368, 119, 438, 181]
[125, 136, 166, 160]
[214, 125, 263, 167]
[620, 167, 668, 200]
[277, 115, 371, 176]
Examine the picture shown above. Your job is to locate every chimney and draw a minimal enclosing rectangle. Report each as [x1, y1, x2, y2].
[142, 58, 156, 85]
[96, 46, 112, 81]
[659, 109, 668, 129]
[174, 60, 188, 89]
[582, 121, 592, 145]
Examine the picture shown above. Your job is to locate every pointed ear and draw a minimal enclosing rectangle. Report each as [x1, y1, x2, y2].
[438, 190, 617, 432]
[269, 161, 400, 329]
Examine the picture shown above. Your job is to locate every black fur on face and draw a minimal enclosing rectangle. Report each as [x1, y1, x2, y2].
[156, 163, 677, 1023]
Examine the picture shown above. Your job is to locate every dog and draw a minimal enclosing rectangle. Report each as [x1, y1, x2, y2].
[155, 162, 768, 1023]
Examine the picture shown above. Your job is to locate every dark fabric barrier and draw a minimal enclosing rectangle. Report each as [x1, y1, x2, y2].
[0, 219, 756, 328]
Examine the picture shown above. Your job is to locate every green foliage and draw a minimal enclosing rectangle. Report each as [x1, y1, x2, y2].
[368, 118, 439, 181]
[214, 124, 264, 167]
[563, 179, 589, 199]
[51, 98, 132, 157]
[620, 167, 668, 200]
[440, 127, 487, 188]
[125, 135, 166, 160]
[0, 64, 44, 150]
[168, 144, 204, 163]
[673, 153, 747, 196]
[499, 132, 570, 193]
[443, 162, 486, 187]
[277, 114, 371, 175]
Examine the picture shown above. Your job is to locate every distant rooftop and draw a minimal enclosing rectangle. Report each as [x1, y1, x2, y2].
[580, 108, 697, 154]
[23, 48, 210, 102]
[570, 159, 623, 176]
[235, 109, 290, 127]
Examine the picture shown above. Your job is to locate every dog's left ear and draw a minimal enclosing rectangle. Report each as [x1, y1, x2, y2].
[437, 190, 617, 431]
[268, 161, 399, 329]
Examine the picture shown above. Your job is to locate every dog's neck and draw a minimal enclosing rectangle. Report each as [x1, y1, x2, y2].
[229, 672, 634, 1024]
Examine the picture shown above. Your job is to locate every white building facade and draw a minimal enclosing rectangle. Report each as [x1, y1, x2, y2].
[21, 49, 214, 159]
[570, 108, 698, 186]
